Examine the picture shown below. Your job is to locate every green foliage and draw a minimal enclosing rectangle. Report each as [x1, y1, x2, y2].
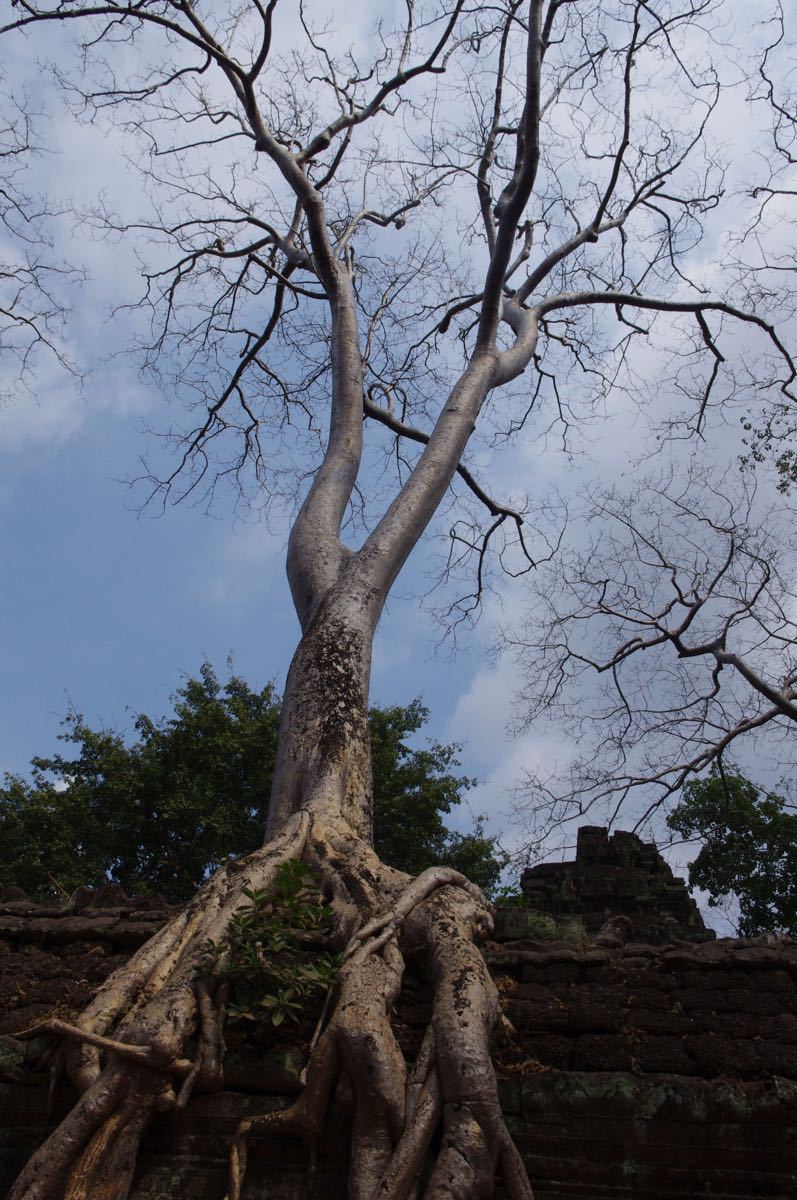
[370, 700, 504, 893]
[518, 910, 557, 940]
[491, 898, 587, 944]
[0, 664, 280, 902]
[0, 666, 502, 903]
[551, 917, 588, 945]
[204, 860, 338, 1028]
[667, 767, 797, 937]
[742, 408, 797, 496]
[492, 886, 525, 908]
[518, 909, 586, 944]
[0, 729, 139, 901]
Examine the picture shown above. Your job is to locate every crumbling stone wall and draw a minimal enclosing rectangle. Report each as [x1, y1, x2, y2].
[1, 887, 796, 1198]
[520, 826, 715, 944]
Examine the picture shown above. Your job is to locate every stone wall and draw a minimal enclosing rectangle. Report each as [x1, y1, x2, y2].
[2, 888, 796, 1198]
[520, 826, 715, 944]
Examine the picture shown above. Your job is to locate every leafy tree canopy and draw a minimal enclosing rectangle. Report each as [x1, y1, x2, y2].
[667, 768, 797, 937]
[0, 664, 501, 903]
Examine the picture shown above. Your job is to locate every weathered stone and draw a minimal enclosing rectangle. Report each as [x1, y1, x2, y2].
[763, 1013, 797, 1042]
[1, 885, 797, 1199]
[594, 914, 632, 948]
[525, 1033, 572, 1069]
[575, 949, 612, 968]
[685, 1033, 763, 1078]
[730, 945, 788, 969]
[71, 882, 134, 909]
[566, 997, 625, 1035]
[633, 1036, 698, 1075]
[521, 962, 580, 986]
[493, 909, 557, 941]
[521, 826, 715, 944]
[0, 914, 167, 946]
[571, 1034, 634, 1072]
[627, 1008, 691, 1037]
[223, 1043, 305, 1093]
[0, 1037, 26, 1083]
[510, 999, 570, 1033]
[755, 1041, 797, 1077]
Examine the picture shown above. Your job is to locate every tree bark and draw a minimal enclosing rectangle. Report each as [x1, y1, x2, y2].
[9, 580, 534, 1200]
[9, 251, 540, 1200]
[267, 573, 376, 844]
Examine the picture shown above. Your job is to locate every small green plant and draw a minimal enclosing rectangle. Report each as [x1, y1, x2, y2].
[204, 859, 339, 1028]
[521, 910, 559, 939]
[492, 885, 526, 908]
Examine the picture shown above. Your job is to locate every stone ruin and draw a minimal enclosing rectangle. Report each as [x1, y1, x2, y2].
[1, 833, 796, 1198]
[519, 825, 715, 944]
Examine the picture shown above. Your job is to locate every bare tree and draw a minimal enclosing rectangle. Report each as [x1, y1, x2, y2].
[1, 3, 795, 1199]
[732, 1, 797, 488]
[0, 76, 82, 398]
[507, 470, 797, 847]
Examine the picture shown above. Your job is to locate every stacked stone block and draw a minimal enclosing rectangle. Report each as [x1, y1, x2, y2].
[519, 826, 715, 944]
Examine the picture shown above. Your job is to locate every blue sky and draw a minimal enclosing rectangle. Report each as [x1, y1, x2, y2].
[0, 8, 528, 841]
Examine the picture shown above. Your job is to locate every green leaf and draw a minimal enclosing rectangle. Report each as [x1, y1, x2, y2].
[0, 665, 499, 906]
[668, 767, 797, 937]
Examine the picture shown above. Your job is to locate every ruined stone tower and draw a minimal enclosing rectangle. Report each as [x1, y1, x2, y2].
[520, 825, 714, 944]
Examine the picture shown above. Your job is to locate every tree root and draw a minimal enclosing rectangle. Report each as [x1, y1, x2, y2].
[342, 865, 487, 963]
[9, 813, 533, 1200]
[14, 1019, 193, 1076]
[226, 848, 533, 1200]
[16, 978, 227, 1116]
[8, 814, 309, 1200]
[174, 978, 227, 1107]
[62, 1069, 159, 1200]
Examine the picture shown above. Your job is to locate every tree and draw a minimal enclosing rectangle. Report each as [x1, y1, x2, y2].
[368, 700, 502, 893]
[507, 470, 797, 846]
[0, 665, 499, 902]
[738, 3, 797, 493]
[667, 767, 797, 937]
[2, 4, 795, 1199]
[0, 664, 282, 902]
[0, 73, 81, 398]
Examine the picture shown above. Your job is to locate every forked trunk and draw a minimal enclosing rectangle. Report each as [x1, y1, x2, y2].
[8, 215, 541, 1200]
[8, 29, 542, 1186]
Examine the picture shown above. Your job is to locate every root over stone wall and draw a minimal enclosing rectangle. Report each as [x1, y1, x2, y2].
[1, 888, 796, 1198]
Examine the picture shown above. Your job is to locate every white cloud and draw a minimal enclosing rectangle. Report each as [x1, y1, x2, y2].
[444, 648, 572, 840]
[372, 595, 431, 681]
[200, 516, 292, 611]
[0, 352, 156, 453]
[0, 376, 85, 449]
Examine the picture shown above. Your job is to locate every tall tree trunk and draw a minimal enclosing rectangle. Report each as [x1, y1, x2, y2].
[9, 523, 537, 1200]
[8, 13, 544, 1186]
[9, 285, 540, 1200]
[267, 576, 377, 844]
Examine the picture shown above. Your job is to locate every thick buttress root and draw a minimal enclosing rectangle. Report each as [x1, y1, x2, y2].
[9, 815, 310, 1200]
[10, 814, 533, 1200]
[227, 844, 534, 1200]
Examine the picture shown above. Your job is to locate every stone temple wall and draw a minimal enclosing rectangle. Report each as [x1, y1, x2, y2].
[520, 825, 715, 944]
[1, 882, 796, 1198]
